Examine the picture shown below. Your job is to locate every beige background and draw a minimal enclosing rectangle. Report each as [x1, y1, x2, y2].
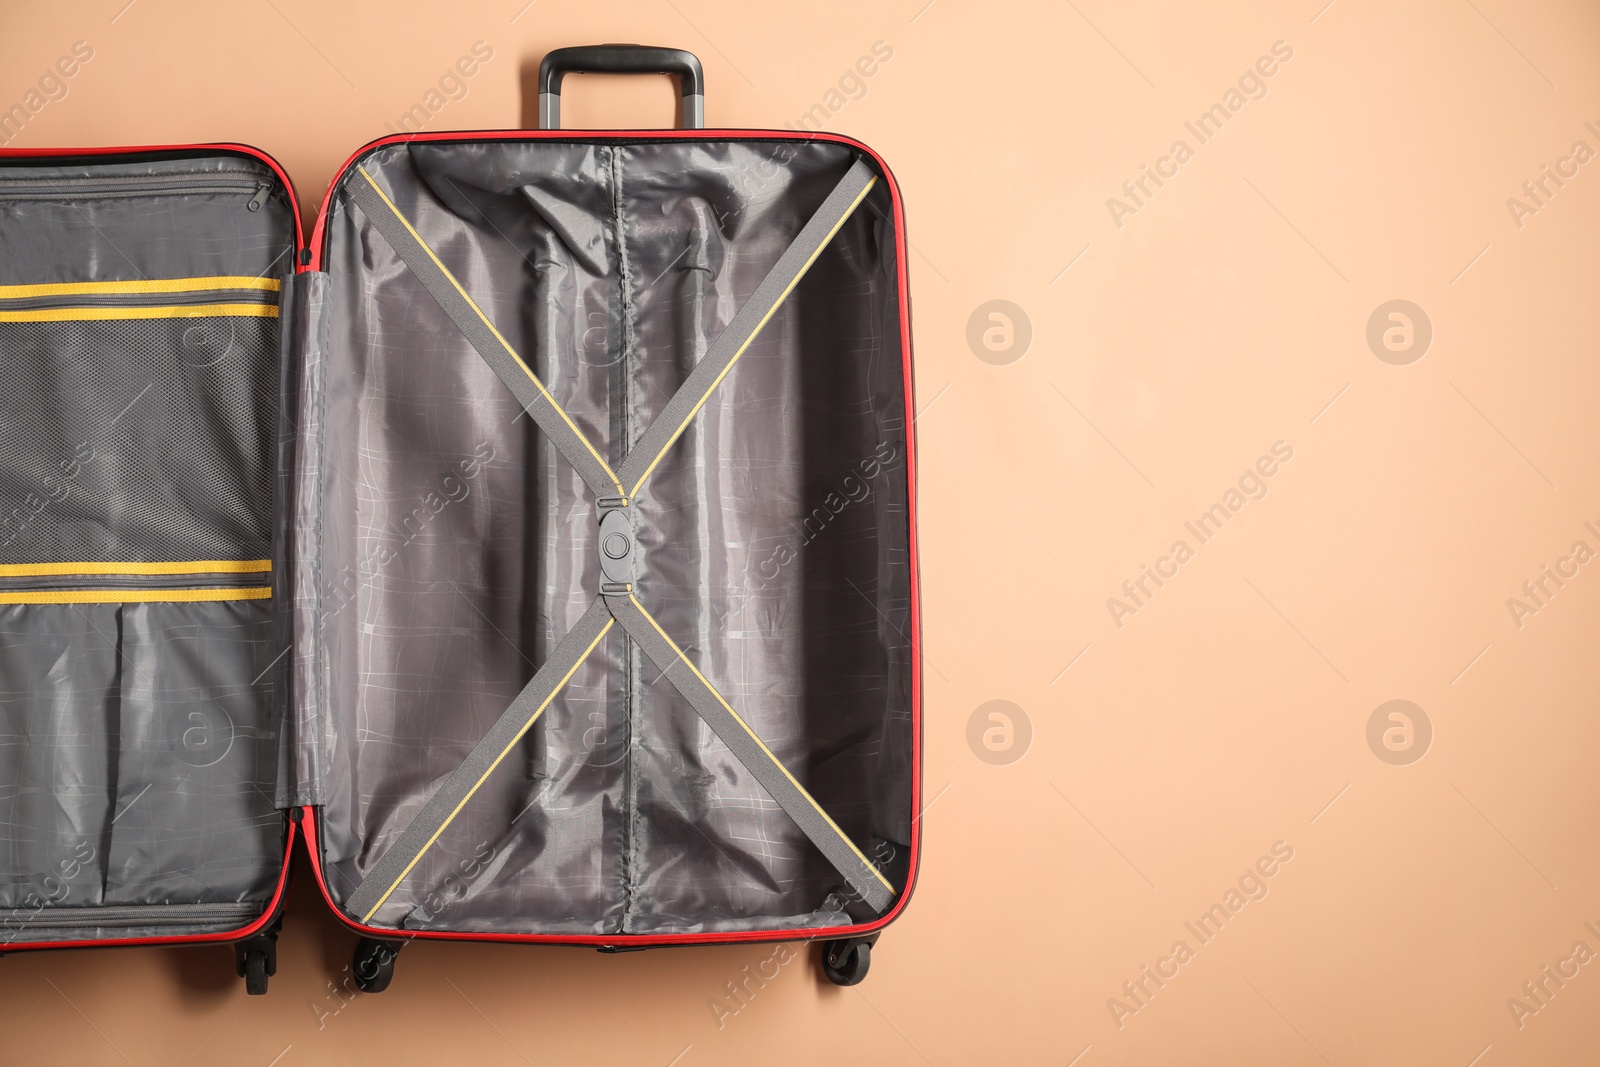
[2, 0, 1599, 1064]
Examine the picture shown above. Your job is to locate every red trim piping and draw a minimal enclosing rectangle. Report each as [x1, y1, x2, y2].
[301, 127, 921, 946]
[1, 818, 296, 953]
[0, 141, 303, 252]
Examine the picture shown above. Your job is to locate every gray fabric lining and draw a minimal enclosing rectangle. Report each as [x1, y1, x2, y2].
[604, 592, 894, 912]
[347, 171, 623, 501]
[284, 270, 332, 808]
[338, 157, 887, 921]
[345, 596, 613, 923]
[615, 158, 877, 495]
[312, 139, 913, 936]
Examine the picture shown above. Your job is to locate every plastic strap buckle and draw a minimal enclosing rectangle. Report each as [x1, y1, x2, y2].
[597, 499, 633, 589]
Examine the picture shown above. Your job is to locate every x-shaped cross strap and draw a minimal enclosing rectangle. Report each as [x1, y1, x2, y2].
[341, 157, 895, 923]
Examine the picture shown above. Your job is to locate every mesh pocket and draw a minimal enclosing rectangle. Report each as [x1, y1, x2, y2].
[0, 312, 276, 564]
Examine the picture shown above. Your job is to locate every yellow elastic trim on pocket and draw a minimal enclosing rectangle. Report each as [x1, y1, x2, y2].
[0, 559, 272, 578]
[0, 277, 280, 299]
[0, 304, 278, 322]
[0, 587, 272, 604]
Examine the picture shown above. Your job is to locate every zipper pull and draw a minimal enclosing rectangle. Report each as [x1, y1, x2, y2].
[247, 181, 271, 212]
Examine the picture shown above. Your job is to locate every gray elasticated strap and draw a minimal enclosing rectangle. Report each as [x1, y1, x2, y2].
[615, 159, 878, 498]
[604, 592, 896, 912]
[344, 596, 615, 923]
[348, 168, 625, 501]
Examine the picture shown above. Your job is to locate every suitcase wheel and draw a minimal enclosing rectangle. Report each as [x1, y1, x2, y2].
[820, 937, 874, 987]
[352, 937, 400, 994]
[242, 950, 271, 995]
[233, 925, 279, 996]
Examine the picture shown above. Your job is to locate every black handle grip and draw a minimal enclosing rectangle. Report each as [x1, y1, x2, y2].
[537, 44, 705, 130]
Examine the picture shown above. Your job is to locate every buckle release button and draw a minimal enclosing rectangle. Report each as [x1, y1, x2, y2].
[598, 507, 633, 587]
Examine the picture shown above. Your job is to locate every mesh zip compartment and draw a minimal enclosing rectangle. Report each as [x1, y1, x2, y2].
[0, 311, 277, 564]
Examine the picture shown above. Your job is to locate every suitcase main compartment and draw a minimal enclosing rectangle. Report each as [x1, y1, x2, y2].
[298, 131, 919, 942]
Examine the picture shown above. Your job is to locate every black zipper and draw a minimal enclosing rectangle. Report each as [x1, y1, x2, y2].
[0, 285, 278, 312]
[0, 573, 269, 593]
[0, 902, 259, 931]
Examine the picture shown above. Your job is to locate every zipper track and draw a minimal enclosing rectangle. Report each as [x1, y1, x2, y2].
[1, 902, 259, 932]
[0, 287, 278, 311]
[0, 572, 269, 592]
[0, 172, 269, 202]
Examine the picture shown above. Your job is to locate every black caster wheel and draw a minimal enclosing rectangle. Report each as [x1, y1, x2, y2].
[242, 950, 271, 995]
[352, 937, 399, 994]
[821, 937, 873, 986]
[234, 931, 278, 996]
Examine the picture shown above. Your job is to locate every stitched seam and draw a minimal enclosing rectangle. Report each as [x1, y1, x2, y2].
[308, 272, 332, 820]
[610, 148, 642, 935]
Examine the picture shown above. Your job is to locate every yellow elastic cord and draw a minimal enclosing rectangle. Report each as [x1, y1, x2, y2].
[0, 587, 272, 604]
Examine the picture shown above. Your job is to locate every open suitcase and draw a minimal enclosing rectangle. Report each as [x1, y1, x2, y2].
[0, 45, 919, 993]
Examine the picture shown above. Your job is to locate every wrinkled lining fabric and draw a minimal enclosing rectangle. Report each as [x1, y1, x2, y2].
[309, 139, 912, 935]
[0, 154, 293, 942]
